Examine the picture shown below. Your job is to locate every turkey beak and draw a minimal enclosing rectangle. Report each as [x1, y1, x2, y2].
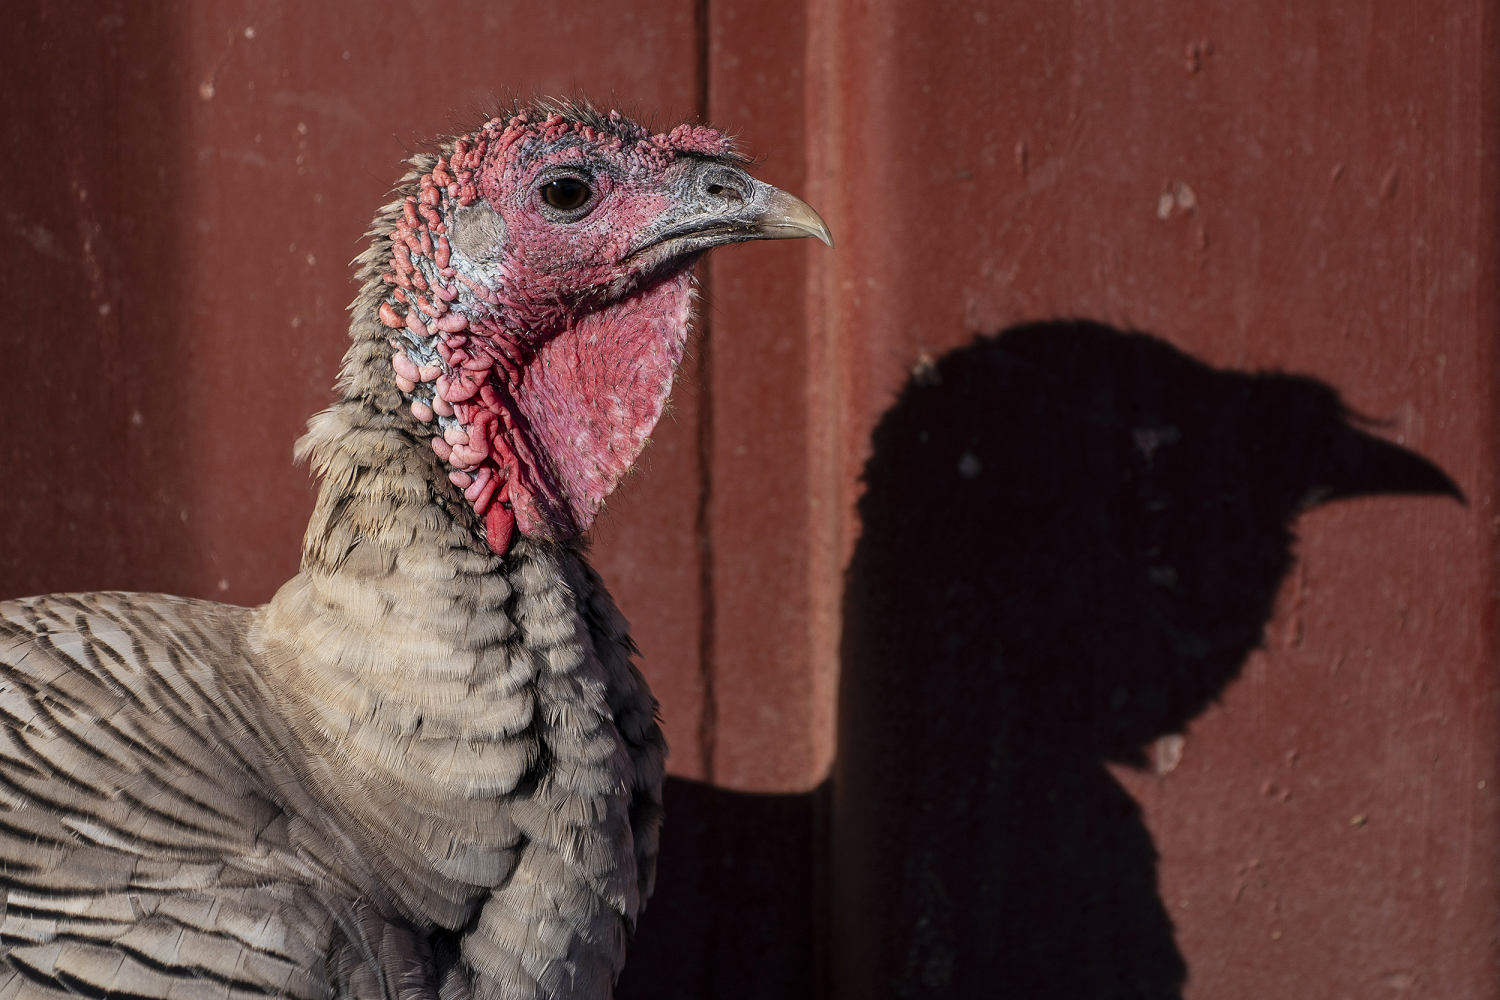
[740, 179, 835, 247]
[630, 163, 833, 263]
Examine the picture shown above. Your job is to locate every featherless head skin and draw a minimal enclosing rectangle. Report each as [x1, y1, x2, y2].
[356, 99, 831, 555]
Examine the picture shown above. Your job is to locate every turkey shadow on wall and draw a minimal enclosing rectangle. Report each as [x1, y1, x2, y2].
[833, 321, 1461, 1000]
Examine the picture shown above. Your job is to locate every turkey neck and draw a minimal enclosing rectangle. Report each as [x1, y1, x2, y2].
[246, 155, 670, 931]
[250, 388, 655, 942]
[248, 301, 569, 922]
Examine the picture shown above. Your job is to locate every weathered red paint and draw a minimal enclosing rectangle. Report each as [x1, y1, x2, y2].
[2, 2, 1495, 999]
[810, 2, 1497, 998]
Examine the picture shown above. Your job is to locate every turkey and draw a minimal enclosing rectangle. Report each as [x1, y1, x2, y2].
[0, 101, 830, 1000]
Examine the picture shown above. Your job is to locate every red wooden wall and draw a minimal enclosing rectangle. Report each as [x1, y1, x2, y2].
[1, 2, 1494, 998]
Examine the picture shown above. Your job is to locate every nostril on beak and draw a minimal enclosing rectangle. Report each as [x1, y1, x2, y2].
[701, 167, 749, 206]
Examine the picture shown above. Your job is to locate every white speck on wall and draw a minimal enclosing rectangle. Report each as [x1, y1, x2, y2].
[910, 351, 939, 386]
[957, 450, 982, 479]
[218, 579, 231, 592]
[1157, 181, 1197, 220]
[243, 26, 256, 40]
[199, 81, 215, 101]
[1152, 733, 1185, 775]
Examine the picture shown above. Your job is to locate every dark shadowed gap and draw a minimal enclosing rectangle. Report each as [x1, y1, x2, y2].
[692, 0, 720, 785]
[618, 777, 826, 1000]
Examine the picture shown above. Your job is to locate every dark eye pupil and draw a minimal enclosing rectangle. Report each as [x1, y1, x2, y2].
[541, 178, 591, 212]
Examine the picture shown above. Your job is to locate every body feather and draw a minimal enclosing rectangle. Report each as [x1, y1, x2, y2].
[0, 528, 663, 1000]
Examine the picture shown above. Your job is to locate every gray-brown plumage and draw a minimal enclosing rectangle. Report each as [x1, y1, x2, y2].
[0, 101, 829, 999]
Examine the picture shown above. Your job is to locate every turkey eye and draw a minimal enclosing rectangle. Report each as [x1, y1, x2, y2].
[539, 177, 593, 214]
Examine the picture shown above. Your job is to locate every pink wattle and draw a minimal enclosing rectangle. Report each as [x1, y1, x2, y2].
[512, 271, 696, 538]
[402, 272, 694, 550]
[485, 488, 516, 553]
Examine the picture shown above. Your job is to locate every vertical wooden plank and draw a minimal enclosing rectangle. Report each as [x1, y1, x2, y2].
[627, 5, 835, 1000]
[821, 0, 1497, 997]
[0, 7, 722, 990]
[2, 6, 818, 998]
[703, 0, 836, 796]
